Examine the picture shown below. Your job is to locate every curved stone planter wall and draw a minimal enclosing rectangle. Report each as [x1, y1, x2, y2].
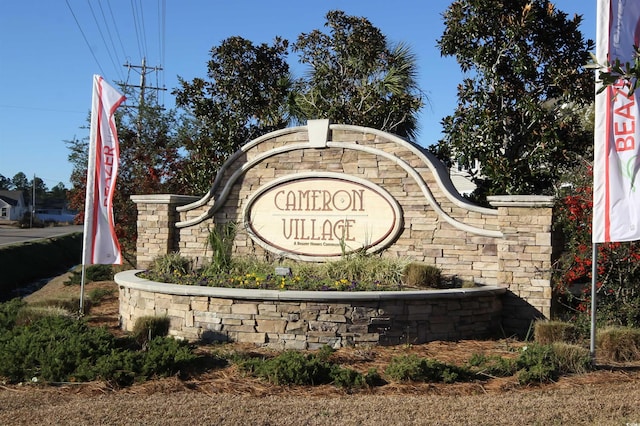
[116, 270, 507, 349]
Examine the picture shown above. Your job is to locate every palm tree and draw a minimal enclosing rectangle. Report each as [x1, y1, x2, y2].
[291, 11, 424, 140]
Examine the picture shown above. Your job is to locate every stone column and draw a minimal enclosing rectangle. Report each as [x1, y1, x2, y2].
[130, 194, 199, 269]
[487, 195, 555, 336]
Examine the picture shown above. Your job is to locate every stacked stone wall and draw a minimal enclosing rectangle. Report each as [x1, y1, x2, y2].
[117, 271, 505, 348]
[131, 122, 555, 336]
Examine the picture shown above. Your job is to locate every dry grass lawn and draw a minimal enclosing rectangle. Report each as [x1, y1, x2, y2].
[1, 274, 639, 425]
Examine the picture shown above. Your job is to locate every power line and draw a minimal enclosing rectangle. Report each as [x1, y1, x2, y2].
[97, 0, 126, 81]
[65, 0, 108, 79]
[0, 104, 86, 114]
[130, 0, 145, 60]
[106, 0, 129, 63]
[158, 0, 166, 105]
[86, 0, 123, 82]
[136, 0, 149, 60]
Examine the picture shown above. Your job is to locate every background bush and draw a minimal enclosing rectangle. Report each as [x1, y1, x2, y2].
[0, 233, 82, 300]
[554, 164, 640, 328]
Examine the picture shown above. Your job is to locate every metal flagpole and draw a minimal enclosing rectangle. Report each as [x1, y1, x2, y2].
[590, 243, 598, 359]
[79, 264, 87, 314]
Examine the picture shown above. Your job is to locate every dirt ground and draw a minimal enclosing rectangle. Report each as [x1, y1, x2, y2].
[2, 274, 640, 425]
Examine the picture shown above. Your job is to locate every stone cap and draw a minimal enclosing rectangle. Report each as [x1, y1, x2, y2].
[487, 195, 554, 208]
[130, 194, 200, 205]
[115, 270, 507, 302]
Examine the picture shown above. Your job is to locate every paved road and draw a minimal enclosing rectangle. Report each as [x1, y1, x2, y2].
[0, 225, 84, 247]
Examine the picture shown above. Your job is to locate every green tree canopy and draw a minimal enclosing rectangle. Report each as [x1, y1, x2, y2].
[173, 36, 292, 194]
[434, 0, 594, 198]
[292, 10, 423, 140]
[11, 172, 29, 193]
[0, 174, 11, 190]
[30, 176, 47, 202]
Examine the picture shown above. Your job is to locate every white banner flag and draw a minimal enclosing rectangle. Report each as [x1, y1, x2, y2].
[82, 75, 126, 264]
[593, 0, 640, 243]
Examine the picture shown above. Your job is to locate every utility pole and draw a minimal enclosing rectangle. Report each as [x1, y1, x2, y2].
[30, 173, 35, 228]
[123, 57, 165, 107]
[122, 58, 166, 139]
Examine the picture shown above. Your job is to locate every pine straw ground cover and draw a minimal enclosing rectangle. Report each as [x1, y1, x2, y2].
[1, 276, 639, 425]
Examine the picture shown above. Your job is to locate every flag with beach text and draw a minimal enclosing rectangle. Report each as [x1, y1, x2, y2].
[593, 0, 640, 243]
[82, 75, 125, 264]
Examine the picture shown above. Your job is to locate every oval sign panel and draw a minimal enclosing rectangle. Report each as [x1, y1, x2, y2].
[244, 173, 403, 260]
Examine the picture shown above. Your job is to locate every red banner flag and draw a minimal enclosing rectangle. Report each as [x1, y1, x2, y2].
[593, 0, 640, 243]
[82, 75, 126, 264]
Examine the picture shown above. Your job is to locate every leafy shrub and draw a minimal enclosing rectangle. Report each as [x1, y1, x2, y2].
[27, 297, 84, 312]
[469, 343, 592, 384]
[597, 326, 640, 362]
[15, 305, 75, 326]
[15, 297, 89, 326]
[89, 347, 140, 386]
[514, 344, 558, 384]
[132, 316, 170, 346]
[363, 367, 386, 387]
[403, 263, 442, 288]
[240, 350, 332, 386]
[0, 298, 25, 330]
[534, 320, 581, 345]
[385, 354, 471, 383]
[467, 353, 516, 378]
[64, 264, 114, 286]
[0, 315, 116, 383]
[137, 337, 196, 379]
[0, 304, 198, 386]
[238, 346, 372, 388]
[88, 287, 115, 304]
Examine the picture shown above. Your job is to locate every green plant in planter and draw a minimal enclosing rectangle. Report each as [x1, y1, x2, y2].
[152, 252, 192, 277]
[206, 221, 237, 274]
[402, 262, 442, 288]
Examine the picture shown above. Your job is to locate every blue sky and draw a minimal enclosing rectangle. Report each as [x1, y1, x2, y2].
[0, 0, 595, 190]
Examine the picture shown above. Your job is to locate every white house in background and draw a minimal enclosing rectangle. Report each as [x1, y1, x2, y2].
[449, 159, 480, 196]
[0, 190, 28, 221]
